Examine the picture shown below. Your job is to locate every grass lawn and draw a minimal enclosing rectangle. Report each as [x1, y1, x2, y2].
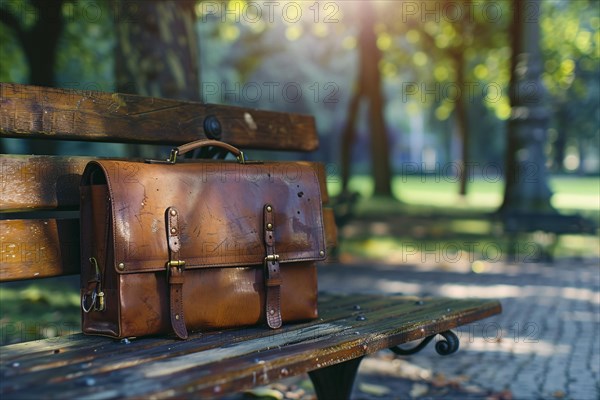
[328, 174, 599, 264]
[328, 175, 600, 215]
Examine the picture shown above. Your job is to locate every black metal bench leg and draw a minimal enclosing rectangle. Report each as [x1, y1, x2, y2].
[390, 330, 460, 356]
[308, 356, 364, 400]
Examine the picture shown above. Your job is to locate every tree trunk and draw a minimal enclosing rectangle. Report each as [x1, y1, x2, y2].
[500, 0, 554, 213]
[359, 1, 392, 197]
[338, 2, 393, 198]
[553, 107, 567, 172]
[340, 87, 362, 192]
[23, 0, 64, 87]
[0, 0, 64, 87]
[0, 0, 64, 155]
[454, 51, 469, 196]
[115, 0, 200, 100]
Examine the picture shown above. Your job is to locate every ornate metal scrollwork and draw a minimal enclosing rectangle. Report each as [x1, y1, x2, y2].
[390, 330, 459, 356]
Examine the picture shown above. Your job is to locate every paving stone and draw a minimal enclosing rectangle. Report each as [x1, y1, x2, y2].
[316, 259, 600, 399]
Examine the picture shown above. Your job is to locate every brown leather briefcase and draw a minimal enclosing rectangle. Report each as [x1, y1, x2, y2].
[80, 140, 327, 339]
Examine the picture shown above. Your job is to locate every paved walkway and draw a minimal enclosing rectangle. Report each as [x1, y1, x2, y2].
[316, 258, 600, 400]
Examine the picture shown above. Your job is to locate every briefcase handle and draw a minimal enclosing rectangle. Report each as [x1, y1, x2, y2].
[166, 139, 246, 164]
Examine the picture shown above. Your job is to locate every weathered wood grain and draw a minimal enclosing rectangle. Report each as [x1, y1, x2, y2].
[0, 295, 501, 398]
[0, 83, 318, 151]
[0, 219, 80, 281]
[0, 294, 374, 364]
[1, 155, 90, 211]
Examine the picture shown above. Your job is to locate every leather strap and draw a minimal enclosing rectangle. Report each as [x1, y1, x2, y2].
[166, 207, 188, 339]
[263, 204, 282, 329]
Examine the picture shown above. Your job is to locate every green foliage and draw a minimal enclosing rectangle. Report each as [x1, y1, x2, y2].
[540, 0, 600, 172]
[55, 0, 115, 90]
[0, 0, 30, 82]
[0, 21, 28, 82]
[541, 0, 599, 95]
[0, 0, 115, 89]
[0, 279, 80, 345]
[0, 0, 597, 170]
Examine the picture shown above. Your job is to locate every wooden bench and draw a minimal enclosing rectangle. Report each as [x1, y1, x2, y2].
[500, 211, 597, 261]
[1, 83, 501, 399]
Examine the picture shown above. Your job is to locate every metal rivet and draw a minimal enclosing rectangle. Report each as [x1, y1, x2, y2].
[319, 250, 325, 257]
[175, 314, 180, 320]
[171, 228, 177, 234]
[117, 262, 125, 270]
[170, 209, 177, 216]
[266, 205, 272, 212]
[267, 223, 273, 230]
[269, 309, 275, 315]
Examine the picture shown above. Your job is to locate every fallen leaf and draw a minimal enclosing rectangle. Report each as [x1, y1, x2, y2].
[244, 387, 284, 400]
[285, 388, 306, 400]
[409, 383, 429, 398]
[553, 390, 566, 398]
[358, 382, 391, 396]
[270, 383, 288, 392]
[431, 373, 447, 387]
[486, 389, 513, 400]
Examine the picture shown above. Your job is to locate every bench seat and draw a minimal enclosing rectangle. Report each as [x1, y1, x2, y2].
[1, 294, 501, 399]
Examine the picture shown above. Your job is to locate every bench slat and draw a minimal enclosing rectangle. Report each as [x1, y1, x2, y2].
[1, 155, 329, 211]
[0, 294, 388, 364]
[0, 295, 501, 398]
[0, 219, 80, 281]
[1, 155, 91, 211]
[0, 83, 318, 151]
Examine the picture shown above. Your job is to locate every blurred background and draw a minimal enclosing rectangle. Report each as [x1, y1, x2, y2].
[1, 0, 599, 397]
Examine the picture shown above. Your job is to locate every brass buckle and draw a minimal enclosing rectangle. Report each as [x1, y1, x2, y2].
[236, 151, 246, 164]
[145, 149, 179, 164]
[264, 254, 279, 265]
[167, 149, 178, 164]
[167, 260, 186, 270]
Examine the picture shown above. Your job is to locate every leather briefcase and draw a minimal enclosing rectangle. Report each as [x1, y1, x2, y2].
[80, 140, 327, 339]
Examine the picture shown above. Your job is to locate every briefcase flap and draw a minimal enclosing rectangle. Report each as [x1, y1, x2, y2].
[82, 160, 326, 274]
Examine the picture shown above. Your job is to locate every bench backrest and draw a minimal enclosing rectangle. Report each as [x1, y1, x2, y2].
[1, 83, 334, 282]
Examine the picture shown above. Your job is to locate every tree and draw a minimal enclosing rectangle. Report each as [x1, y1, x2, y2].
[115, 0, 200, 100]
[0, 0, 65, 154]
[500, 0, 554, 213]
[0, 0, 64, 86]
[340, 1, 392, 197]
[538, 0, 599, 173]
[396, 0, 512, 195]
